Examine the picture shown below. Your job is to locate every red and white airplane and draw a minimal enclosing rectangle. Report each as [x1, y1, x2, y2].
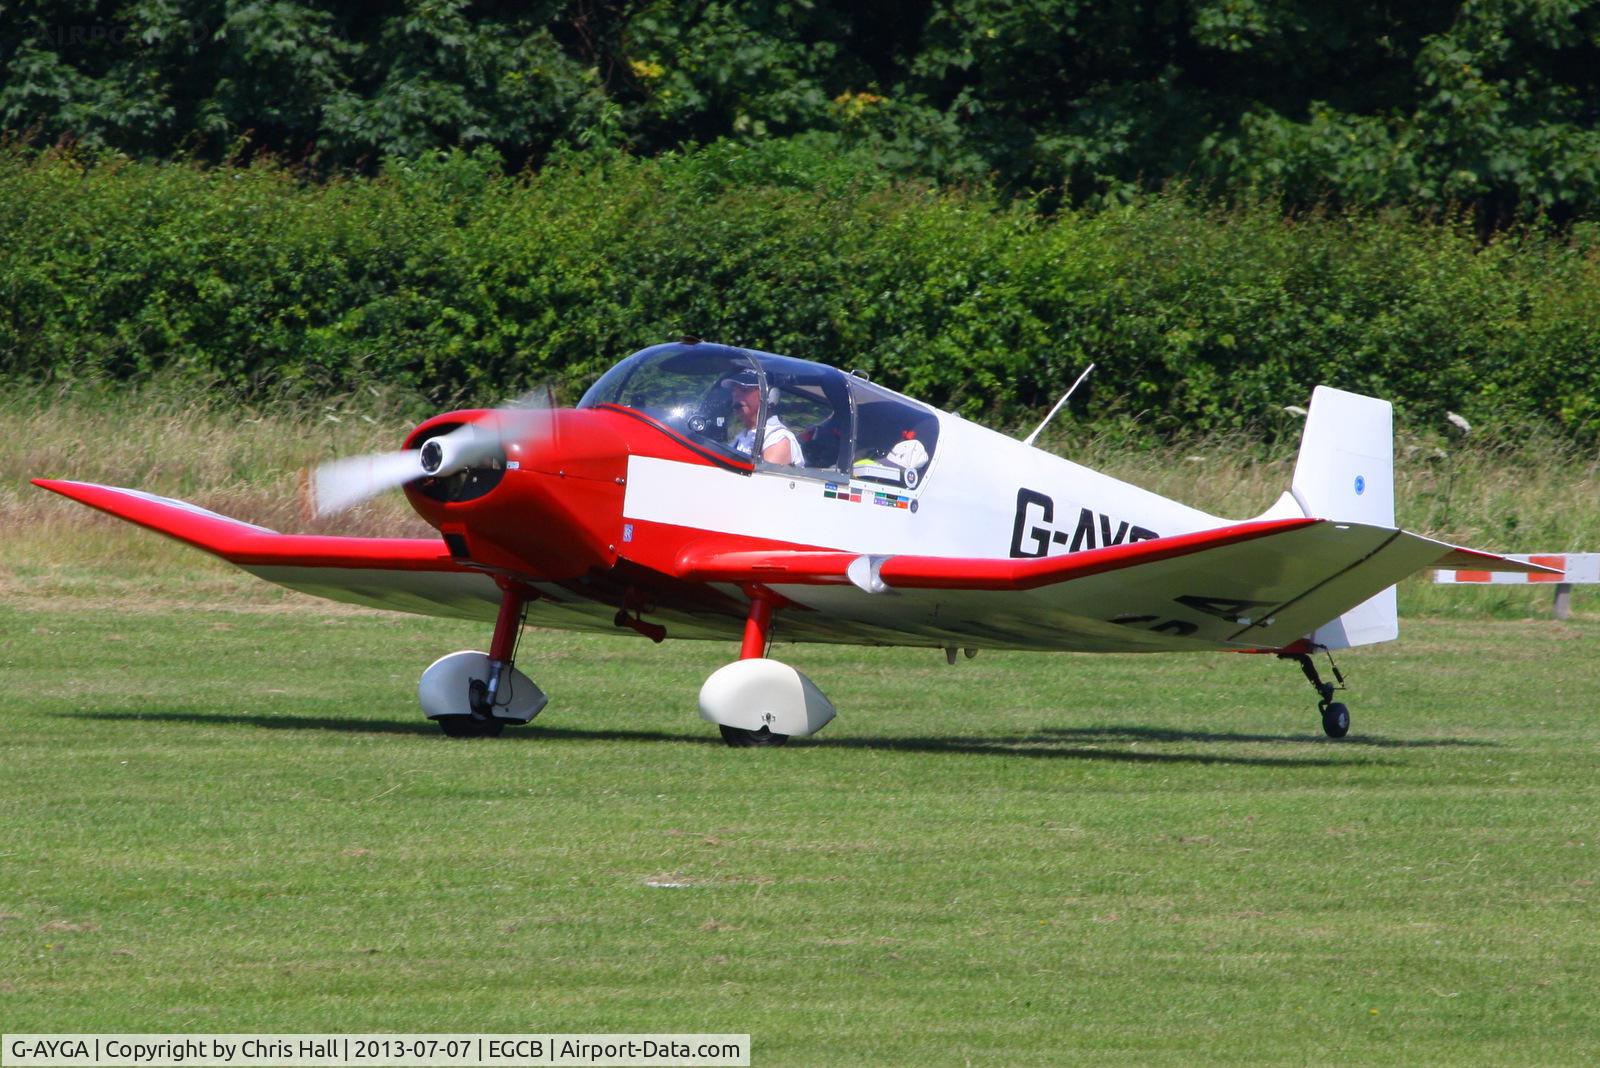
[35, 339, 1550, 744]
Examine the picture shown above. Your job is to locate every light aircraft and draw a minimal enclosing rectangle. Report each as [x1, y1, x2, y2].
[34, 339, 1551, 745]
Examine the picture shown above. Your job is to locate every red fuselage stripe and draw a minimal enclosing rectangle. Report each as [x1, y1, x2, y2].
[672, 518, 1320, 591]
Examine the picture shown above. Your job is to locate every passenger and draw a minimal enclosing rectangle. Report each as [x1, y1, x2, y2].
[727, 373, 803, 464]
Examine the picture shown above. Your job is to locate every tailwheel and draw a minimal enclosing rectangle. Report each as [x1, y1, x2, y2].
[719, 724, 789, 748]
[1321, 701, 1351, 739]
[1281, 649, 1351, 739]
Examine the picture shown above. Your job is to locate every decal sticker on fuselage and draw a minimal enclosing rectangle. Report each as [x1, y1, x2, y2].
[822, 482, 912, 510]
[1008, 487, 1159, 559]
[873, 490, 911, 510]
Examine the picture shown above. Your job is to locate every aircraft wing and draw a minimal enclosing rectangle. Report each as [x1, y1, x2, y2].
[676, 518, 1555, 652]
[32, 479, 504, 620]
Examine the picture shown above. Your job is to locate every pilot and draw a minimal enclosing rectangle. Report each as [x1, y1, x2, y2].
[727, 371, 803, 465]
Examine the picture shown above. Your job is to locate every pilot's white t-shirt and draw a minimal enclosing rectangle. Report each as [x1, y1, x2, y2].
[735, 416, 803, 464]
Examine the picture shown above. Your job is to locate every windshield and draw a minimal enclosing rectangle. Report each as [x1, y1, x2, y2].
[579, 342, 760, 463]
[580, 342, 859, 475]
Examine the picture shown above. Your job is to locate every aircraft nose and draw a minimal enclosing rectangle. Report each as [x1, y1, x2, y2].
[402, 409, 630, 580]
[502, 408, 629, 482]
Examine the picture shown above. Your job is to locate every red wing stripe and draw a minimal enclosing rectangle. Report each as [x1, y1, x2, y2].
[877, 519, 1318, 591]
[676, 518, 1320, 590]
[32, 479, 466, 572]
[676, 549, 859, 583]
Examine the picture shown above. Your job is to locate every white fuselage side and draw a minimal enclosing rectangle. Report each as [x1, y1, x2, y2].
[624, 410, 1228, 559]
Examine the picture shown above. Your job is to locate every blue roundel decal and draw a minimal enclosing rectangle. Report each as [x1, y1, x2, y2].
[1354, 475, 1366, 495]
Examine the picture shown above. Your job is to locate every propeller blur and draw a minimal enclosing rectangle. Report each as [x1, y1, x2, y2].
[311, 386, 558, 517]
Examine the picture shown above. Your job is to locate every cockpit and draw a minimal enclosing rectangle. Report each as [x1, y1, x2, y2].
[577, 342, 940, 491]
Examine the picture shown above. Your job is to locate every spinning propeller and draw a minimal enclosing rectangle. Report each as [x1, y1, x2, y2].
[308, 386, 557, 517]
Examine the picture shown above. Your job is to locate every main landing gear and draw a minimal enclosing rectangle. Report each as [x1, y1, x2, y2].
[698, 589, 837, 747]
[418, 584, 548, 737]
[1282, 649, 1350, 738]
[719, 722, 788, 748]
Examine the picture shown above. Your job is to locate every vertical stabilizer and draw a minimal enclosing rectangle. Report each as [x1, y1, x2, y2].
[1285, 385, 1398, 649]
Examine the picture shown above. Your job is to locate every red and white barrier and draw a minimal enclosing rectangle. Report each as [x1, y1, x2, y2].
[1434, 553, 1594, 619]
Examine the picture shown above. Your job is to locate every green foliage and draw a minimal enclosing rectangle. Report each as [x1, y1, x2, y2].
[5, 2, 1600, 223]
[1210, 1, 1600, 226]
[5, 142, 1600, 443]
[0, 0, 599, 168]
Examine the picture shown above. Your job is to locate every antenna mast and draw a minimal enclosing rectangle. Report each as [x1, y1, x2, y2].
[1021, 363, 1095, 448]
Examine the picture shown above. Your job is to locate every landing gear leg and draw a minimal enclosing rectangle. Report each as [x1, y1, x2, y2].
[718, 591, 788, 747]
[476, 585, 527, 718]
[698, 588, 836, 746]
[422, 585, 548, 737]
[1282, 650, 1349, 738]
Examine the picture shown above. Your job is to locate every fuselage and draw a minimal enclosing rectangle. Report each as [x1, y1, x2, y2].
[621, 411, 1229, 563]
[399, 342, 1240, 650]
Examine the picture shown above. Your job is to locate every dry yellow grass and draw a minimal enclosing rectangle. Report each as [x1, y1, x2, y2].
[6, 385, 1595, 616]
[4, 383, 432, 553]
[1053, 426, 1600, 551]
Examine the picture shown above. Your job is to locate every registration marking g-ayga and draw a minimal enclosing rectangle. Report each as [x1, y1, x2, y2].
[1009, 487, 1159, 559]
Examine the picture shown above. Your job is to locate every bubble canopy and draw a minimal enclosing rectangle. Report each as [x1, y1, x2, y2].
[579, 341, 940, 487]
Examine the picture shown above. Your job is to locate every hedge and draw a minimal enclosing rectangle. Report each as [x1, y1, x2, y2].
[4, 139, 1599, 442]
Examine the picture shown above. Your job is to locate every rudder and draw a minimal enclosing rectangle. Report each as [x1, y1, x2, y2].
[1278, 386, 1398, 648]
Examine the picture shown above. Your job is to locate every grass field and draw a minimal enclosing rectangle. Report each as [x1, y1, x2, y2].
[4, 388, 1598, 1063]
[3, 554, 1597, 1064]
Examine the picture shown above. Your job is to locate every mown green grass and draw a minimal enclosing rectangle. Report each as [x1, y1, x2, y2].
[3, 561, 1597, 1065]
[5, 389, 1597, 1062]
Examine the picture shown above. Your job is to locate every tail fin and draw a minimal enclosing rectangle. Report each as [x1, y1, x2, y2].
[1259, 386, 1398, 649]
[1290, 386, 1395, 530]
